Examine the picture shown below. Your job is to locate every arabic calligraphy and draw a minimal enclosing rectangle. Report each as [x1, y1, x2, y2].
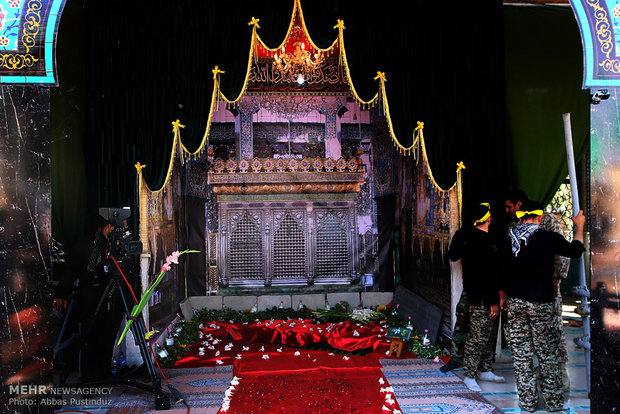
[248, 61, 349, 87]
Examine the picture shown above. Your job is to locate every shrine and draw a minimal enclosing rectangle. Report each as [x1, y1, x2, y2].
[0, 0, 603, 412]
[137, 0, 461, 331]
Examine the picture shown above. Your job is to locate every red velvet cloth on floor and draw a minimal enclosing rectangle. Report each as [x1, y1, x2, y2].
[218, 367, 402, 414]
[174, 319, 400, 369]
[173, 318, 414, 413]
[224, 319, 389, 350]
[233, 349, 383, 375]
[219, 348, 402, 414]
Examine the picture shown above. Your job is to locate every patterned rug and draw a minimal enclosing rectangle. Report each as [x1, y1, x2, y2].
[380, 359, 503, 414]
[106, 366, 233, 414]
[70, 357, 503, 413]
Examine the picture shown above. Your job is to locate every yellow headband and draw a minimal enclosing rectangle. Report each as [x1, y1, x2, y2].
[516, 209, 543, 219]
[473, 203, 491, 226]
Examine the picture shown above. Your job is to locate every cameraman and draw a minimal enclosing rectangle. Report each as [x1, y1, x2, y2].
[54, 217, 125, 382]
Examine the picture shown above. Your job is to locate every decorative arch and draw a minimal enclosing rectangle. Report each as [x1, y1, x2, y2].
[0, 0, 66, 85]
[571, 0, 620, 87]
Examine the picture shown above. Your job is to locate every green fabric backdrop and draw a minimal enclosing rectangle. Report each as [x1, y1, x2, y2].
[504, 6, 589, 206]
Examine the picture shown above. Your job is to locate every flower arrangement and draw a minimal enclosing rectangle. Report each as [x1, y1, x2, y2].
[350, 308, 382, 323]
[117, 249, 199, 345]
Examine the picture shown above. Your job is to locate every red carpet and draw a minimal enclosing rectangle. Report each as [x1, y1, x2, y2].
[218, 350, 402, 414]
[219, 367, 400, 413]
[174, 318, 409, 413]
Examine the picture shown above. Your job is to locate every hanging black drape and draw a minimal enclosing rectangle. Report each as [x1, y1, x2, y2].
[51, 0, 586, 250]
[53, 0, 507, 246]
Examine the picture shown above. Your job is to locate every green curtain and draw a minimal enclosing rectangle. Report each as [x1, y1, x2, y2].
[504, 5, 589, 206]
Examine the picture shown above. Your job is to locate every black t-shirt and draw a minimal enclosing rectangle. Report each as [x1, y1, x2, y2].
[448, 227, 499, 307]
[501, 229, 585, 303]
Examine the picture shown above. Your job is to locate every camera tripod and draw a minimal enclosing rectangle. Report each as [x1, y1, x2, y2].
[54, 264, 172, 410]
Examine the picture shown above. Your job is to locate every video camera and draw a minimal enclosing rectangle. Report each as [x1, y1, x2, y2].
[99, 207, 142, 259]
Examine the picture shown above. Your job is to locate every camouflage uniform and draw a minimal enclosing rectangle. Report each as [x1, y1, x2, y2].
[463, 304, 498, 378]
[540, 212, 570, 365]
[506, 297, 563, 411]
[449, 291, 469, 365]
[507, 212, 570, 365]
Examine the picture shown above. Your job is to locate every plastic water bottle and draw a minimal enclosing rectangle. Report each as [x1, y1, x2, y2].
[156, 344, 169, 358]
[423, 329, 430, 345]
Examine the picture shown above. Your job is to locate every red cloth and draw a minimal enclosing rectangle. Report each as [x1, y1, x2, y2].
[234, 349, 382, 375]
[173, 318, 421, 369]
[173, 319, 421, 413]
[218, 368, 402, 414]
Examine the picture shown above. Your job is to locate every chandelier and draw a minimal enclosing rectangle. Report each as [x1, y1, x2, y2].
[273, 41, 324, 84]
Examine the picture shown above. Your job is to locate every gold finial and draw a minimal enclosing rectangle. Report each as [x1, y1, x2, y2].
[456, 161, 466, 171]
[171, 119, 185, 132]
[374, 71, 386, 82]
[134, 162, 146, 173]
[334, 19, 345, 30]
[415, 121, 424, 130]
[248, 17, 260, 29]
[212, 66, 225, 80]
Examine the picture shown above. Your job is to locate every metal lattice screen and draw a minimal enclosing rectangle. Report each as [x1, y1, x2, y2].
[273, 212, 306, 280]
[545, 179, 574, 241]
[228, 212, 263, 280]
[208, 233, 218, 292]
[315, 211, 349, 279]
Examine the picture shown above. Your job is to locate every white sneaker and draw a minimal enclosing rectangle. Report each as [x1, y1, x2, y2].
[478, 371, 506, 383]
[464, 377, 482, 391]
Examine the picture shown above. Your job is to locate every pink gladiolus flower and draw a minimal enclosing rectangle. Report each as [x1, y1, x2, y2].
[161, 263, 171, 272]
[168, 250, 181, 264]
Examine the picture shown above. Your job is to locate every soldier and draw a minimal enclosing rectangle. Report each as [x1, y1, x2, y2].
[448, 202, 505, 391]
[500, 200, 585, 412]
[440, 291, 469, 373]
[505, 188, 572, 390]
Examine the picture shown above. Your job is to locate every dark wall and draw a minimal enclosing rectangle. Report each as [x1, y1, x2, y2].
[590, 92, 620, 412]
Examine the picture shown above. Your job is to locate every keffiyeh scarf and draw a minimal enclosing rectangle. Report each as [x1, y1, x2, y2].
[509, 223, 541, 257]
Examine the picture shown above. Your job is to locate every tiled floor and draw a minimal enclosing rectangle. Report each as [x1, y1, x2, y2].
[452, 300, 590, 413]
